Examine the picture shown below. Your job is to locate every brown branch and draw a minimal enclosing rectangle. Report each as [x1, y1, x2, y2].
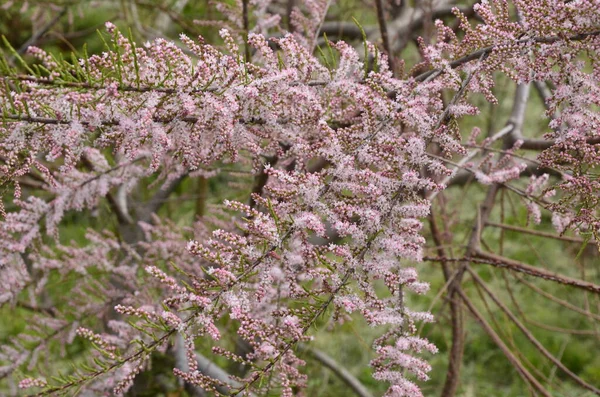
[138, 174, 188, 224]
[524, 318, 600, 336]
[432, 251, 600, 294]
[515, 274, 600, 322]
[424, 254, 600, 294]
[486, 222, 597, 246]
[438, 183, 499, 397]
[429, 123, 514, 199]
[434, 53, 493, 397]
[429, 212, 463, 397]
[513, 136, 600, 151]
[504, 85, 600, 150]
[242, 0, 251, 63]
[475, 250, 600, 294]
[467, 267, 600, 394]
[106, 189, 135, 225]
[467, 187, 500, 255]
[374, 0, 395, 74]
[462, 144, 566, 176]
[507, 83, 530, 139]
[457, 289, 553, 397]
[153, 0, 192, 34]
[437, 52, 488, 128]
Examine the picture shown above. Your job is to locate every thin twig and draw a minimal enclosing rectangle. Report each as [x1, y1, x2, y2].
[14, 7, 68, 57]
[458, 290, 553, 397]
[486, 222, 597, 246]
[298, 344, 374, 397]
[423, 254, 600, 294]
[374, 0, 395, 74]
[242, 0, 251, 63]
[467, 266, 600, 394]
[428, 212, 463, 397]
[515, 275, 600, 322]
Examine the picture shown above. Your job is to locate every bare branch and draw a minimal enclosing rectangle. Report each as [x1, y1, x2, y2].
[13, 7, 68, 58]
[467, 267, 600, 394]
[374, 0, 396, 73]
[486, 222, 597, 246]
[428, 211, 464, 397]
[424, 254, 600, 294]
[515, 274, 600, 321]
[298, 344, 374, 397]
[474, 251, 600, 294]
[458, 289, 553, 397]
[242, 0, 251, 63]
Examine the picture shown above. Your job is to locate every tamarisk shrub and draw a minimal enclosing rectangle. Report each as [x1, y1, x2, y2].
[0, 0, 599, 396]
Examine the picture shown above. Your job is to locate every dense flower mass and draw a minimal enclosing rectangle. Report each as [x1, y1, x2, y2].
[1, 0, 600, 396]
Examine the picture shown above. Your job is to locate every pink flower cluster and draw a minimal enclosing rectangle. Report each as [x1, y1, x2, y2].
[2, 1, 600, 395]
